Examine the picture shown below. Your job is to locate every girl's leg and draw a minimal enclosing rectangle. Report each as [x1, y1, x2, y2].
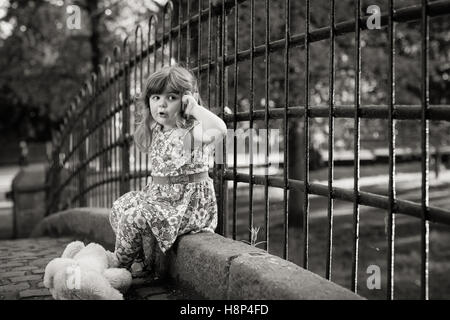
[109, 191, 142, 234]
[114, 206, 150, 269]
[110, 191, 156, 270]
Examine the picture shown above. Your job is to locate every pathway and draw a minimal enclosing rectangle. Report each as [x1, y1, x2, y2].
[0, 237, 184, 300]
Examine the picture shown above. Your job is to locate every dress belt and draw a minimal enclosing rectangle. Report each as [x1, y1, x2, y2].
[150, 171, 210, 185]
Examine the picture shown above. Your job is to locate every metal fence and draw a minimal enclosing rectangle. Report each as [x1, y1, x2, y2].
[46, 0, 450, 299]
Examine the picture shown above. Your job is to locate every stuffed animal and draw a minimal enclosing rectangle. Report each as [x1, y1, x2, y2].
[43, 241, 132, 300]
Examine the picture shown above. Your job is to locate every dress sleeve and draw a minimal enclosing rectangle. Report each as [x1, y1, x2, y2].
[183, 118, 200, 132]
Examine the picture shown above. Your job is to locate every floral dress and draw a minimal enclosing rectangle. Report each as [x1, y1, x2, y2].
[109, 119, 218, 268]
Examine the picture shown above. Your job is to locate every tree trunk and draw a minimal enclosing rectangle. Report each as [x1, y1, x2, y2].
[86, 0, 101, 74]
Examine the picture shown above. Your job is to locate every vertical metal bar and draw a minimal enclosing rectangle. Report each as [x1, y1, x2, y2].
[99, 73, 105, 208]
[148, 16, 153, 75]
[162, 9, 166, 67]
[214, 1, 220, 233]
[78, 88, 87, 207]
[168, 3, 173, 65]
[105, 57, 112, 207]
[135, 26, 143, 189]
[98, 71, 104, 207]
[135, 29, 143, 188]
[76, 114, 81, 208]
[387, 0, 396, 300]
[113, 48, 120, 200]
[110, 61, 114, 206]
[78, 93, 82, 207]
[86, 93, 90, 207]
[351, 0, 361, 293]
[122, 40, 131, 196]
[248, 0, 255, 244]
[214, 4, 221, 235]
[88, 89, 92, 207]
[92, 87, 95, 207]
[207, 0, 212, 107]
[154, 17, 158, 72]
[49, 133, 61, 214]
[232, 0, 239, 240]
[421, 0, 430, 301]
[326, 0, 336, 281]
[303, 0, 311, 270]
[92, 74, 98, 207]
[148, 17, 156, 182]
[168, 5, 174, 68]
[283, 0, 290, 260]
[139, 27, 144, 188]
[73, 122, 77, 209]
[187, 0, 191, 67]
[116, 53, 120, 199]
[87, 89, 91, 207]
[264, 0, 270, 251]
[134, 29, 139, 192]
[96, 91, 100, 207]
[178, 2, 182, 63]
[197, 0, 202, 87]
[88, 84, 93, 207]
[93, 84, 97, 208]
[220, 0, 228, 237]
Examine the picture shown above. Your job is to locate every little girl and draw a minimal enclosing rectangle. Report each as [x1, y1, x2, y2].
[109, 65, 227, 273]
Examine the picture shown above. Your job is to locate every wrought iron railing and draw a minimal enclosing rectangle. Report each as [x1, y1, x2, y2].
[46, 0, 450, 299]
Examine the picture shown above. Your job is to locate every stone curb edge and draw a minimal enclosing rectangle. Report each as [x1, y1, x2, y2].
[30, 208, 116, 251]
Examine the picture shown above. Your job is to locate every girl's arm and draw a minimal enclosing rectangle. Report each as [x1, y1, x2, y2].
[183, 93, 227, 144]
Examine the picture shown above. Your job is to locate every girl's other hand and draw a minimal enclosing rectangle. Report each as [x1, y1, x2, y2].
[181, 91, 199, 116]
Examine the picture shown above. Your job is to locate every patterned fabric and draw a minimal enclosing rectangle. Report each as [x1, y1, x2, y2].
[149, 119, 213, 176]
[109, 119, 218, 268]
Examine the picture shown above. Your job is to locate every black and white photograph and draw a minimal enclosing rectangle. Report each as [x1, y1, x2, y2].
[0, 0, 450, 306]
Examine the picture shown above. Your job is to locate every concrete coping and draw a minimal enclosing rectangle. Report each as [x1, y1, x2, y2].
[32, 208, 364, 300]
[31, 208, 116, 252]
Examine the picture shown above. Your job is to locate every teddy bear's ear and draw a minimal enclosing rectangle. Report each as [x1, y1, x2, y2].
[44, 258, 74, 289]
[62, 241, 85, 259]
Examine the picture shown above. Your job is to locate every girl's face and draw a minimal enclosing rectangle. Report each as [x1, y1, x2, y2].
[148, 90, 182, 129]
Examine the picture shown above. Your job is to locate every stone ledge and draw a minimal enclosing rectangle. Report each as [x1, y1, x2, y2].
[169, 233, 364, 300]
[228, 253, 361, 300]
[31, 208, 364, 300]
[168, 232, 268, 299]
[30, 208, 115, 251]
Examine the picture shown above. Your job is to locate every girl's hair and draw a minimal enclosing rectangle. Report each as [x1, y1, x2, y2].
[133, 64, 203, 153]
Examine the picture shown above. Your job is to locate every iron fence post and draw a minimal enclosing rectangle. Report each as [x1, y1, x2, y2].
[78, 118, 87, 207]
[46, 146, 60, 215]
[121, 43, 131, 196]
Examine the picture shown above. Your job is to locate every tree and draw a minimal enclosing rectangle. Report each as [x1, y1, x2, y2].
[0, 0, 168, 143]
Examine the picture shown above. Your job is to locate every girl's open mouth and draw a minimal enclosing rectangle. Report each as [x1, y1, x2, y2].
[159, 112, 168, 118]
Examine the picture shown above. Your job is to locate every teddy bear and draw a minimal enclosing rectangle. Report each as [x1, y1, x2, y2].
[43, 241, 132, 300]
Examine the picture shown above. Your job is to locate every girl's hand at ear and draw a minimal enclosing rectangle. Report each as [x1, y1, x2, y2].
[181, 91, 199, 117]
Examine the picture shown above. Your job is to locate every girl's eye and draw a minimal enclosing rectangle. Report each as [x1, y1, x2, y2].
[168, 95, 178, 101]
[151, 96, 160, 101]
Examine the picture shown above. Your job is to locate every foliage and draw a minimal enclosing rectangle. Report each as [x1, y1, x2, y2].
[0, 0, 166, 141]
[241, 226, 266, 248]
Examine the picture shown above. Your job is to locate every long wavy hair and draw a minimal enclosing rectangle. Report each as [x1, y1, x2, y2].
[133, 65, 203, 153]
